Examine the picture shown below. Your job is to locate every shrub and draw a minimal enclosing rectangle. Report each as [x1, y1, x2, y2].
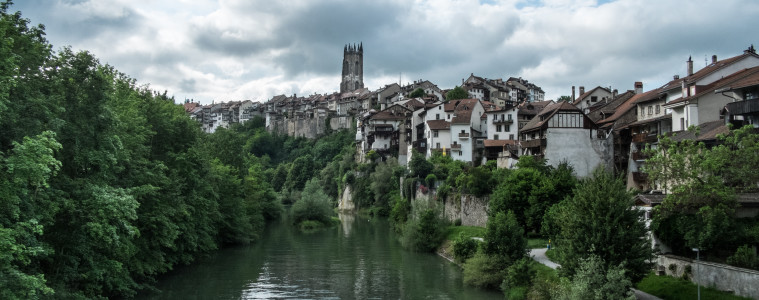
[291, 179, 333, 225]
[462, 252, 508, 289]
[727, 244, 758, 269]
[452, 233, 478, 263]
[425, 174, 437, 188]
[484, 210, 527, 262]
[389, 194, 410, 232]
[437, 184, 451, 201]
[453, 218, 461, 226]
[401, 208, 446, 252]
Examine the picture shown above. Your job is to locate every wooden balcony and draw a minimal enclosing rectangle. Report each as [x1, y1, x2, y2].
[726, 98, 759, 115]
[632, 133, 657, 143]
[632, 172, 649, 182]
[632, 151, 649, 161]
[520, 138, 546, 148]
[450, 144, 462, 149]
[458, 132, 470, 139]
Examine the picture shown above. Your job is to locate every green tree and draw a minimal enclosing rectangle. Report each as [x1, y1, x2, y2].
[557, 95, 572, 103]
[408, 150, 433, 179]
[547, 168, 652, 282]
[483, 210, 527, 262]
[409, 88, 425, 98]
[445, 86, 469, 101]
[489, 168, 543, 229]
[552, 255, 636, 300]
[291, 179, 333, 225]
[286, 155, 314, 191]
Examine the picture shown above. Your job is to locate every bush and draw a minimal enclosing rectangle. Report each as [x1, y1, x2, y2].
[401, 208, 446, 252]
[452, 233, 478, 263]
[727, 244, 758, 269]
[462, 252, 508, 289]
[389, 194, 410, 232]
[484, 210, 527, 262]
[425, 174, 437, 188]
[291, 179, 333, 225]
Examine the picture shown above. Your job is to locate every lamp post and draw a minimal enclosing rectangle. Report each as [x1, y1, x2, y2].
[692, 248, 700, 300]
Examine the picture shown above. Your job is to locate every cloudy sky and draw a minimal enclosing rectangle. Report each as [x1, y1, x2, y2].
[14, 0, 759, 104]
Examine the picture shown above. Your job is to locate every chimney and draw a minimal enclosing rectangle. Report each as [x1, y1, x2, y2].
[634, 82, 643, 94]
[613, 89, 618, 98]
[674, 75, 679, 80]
[572, 86, 576, 101]
[687, 56, 694, 76]
[712, 55, 717, 64]
[579, 86, 585, 95]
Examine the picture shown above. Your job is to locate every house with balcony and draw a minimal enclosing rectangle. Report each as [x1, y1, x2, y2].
[664, 47, 759, 131]
[448, 99, 486, 163]
[519, 101, 609, 177]
[362, 104, 413, 158]
[720, 66, 759, 128]
[483, 105, 519, 164]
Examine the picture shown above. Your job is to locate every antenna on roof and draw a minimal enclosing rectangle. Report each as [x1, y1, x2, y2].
[705, 54, 708, 67]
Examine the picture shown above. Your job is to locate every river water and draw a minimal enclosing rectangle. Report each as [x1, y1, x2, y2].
[140, 213, 501, 299]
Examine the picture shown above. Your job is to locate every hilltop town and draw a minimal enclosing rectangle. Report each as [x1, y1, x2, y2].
[184, 43, 759, 188]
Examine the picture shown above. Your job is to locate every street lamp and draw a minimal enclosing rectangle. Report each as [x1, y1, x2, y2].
[692, 248, 700, 300]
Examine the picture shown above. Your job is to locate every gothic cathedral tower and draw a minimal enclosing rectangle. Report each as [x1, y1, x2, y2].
[340, 43, 364, 93]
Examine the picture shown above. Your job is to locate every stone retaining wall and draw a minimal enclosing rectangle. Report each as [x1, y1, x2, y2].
[657, 254, 759, 299]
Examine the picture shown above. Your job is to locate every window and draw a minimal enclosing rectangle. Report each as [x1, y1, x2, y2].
[648, 106, 653, 115]
[494, 134, 499, 140]
[461, 129, 465, 134]
[508, 114, 512, 120]
[655, 105, 660, 114]
[433, 130, 439, 137]
[447, 114, 450, 119]
[680, 118, 685, 130]
[496, 125, 502, 132]
[436, 114, 440, 120]
[436, 142, 440, 149]
[509, 134, 514, 140]
[591, 96, 598, 102]
[641, 107, 645, 117]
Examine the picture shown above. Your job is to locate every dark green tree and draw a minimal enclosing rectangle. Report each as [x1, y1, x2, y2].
[445, 86, 469, 101]
[409, 88, 425, 98]
[548, 168, 652, 282]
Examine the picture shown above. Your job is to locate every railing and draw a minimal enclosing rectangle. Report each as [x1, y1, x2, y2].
[632, 172, 649, 182]
[632, 151, 649, 161]
[450, 144, 462, 149]
[492, 118, 514, 125]
[520, 138, 546, 148]
[632, 133, 657, 143]
[459, 132, 470, 139]
[726, 98, 759, 115]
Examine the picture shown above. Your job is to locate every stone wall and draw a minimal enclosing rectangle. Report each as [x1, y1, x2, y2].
[657, 254, 759, 299]
[414, 188, 489, 228]
[269, 114, 352, 139]
[338, 185, 356, 212]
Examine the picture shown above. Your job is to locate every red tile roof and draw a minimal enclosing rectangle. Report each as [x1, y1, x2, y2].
[427, 120, 451, 130]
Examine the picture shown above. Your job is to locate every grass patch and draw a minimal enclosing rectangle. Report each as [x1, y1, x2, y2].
[532, 260, 558, 281]
[527, 238, 549, 249]
[445, 225, 486, 240]
[636, 272, 751, 300]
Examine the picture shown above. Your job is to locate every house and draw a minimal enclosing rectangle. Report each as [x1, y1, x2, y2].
[721, 66, 759, 128]
[571, 86, 613, 113]
[362, 104, 413, 158]
[519, 101, 610, 177]
[517, 100, 553, 131]
[664, 47, 759, 131]
[448, 99, 486, 163]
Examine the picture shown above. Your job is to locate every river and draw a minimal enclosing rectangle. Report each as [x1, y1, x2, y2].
[139, 213, 501, 299]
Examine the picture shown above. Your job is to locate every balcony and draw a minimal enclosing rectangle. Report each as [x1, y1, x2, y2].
[632, 151, 649, 161]
[458, 132, 470, 139]
[520, 138, 546, 148]
[412, 139, 427, 149]
[450, 144, 462, 149]
[632, 172, 649, 182]
[632, 133, 657, 144]
[492, 118, 514, 125]
[726, 98, 759, 115]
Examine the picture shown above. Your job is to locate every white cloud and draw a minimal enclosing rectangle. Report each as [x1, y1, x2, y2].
[12, 0, 759, 104]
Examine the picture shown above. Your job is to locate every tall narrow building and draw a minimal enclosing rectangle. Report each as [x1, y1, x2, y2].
[341, 43, 364, 93]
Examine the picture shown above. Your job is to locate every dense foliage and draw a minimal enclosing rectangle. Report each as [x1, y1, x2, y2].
[0, 4, 357, 298]
[645, 125, 759, 261]
[544, 168, 652, 282]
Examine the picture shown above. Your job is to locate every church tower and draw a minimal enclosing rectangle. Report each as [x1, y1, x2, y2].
[340, 42, 364, 93]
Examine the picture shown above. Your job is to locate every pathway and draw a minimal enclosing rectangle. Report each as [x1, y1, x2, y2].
[528, 248, 662, 300]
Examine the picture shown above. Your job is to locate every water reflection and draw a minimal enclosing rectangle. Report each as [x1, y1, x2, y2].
[140, 215, 501, 299]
